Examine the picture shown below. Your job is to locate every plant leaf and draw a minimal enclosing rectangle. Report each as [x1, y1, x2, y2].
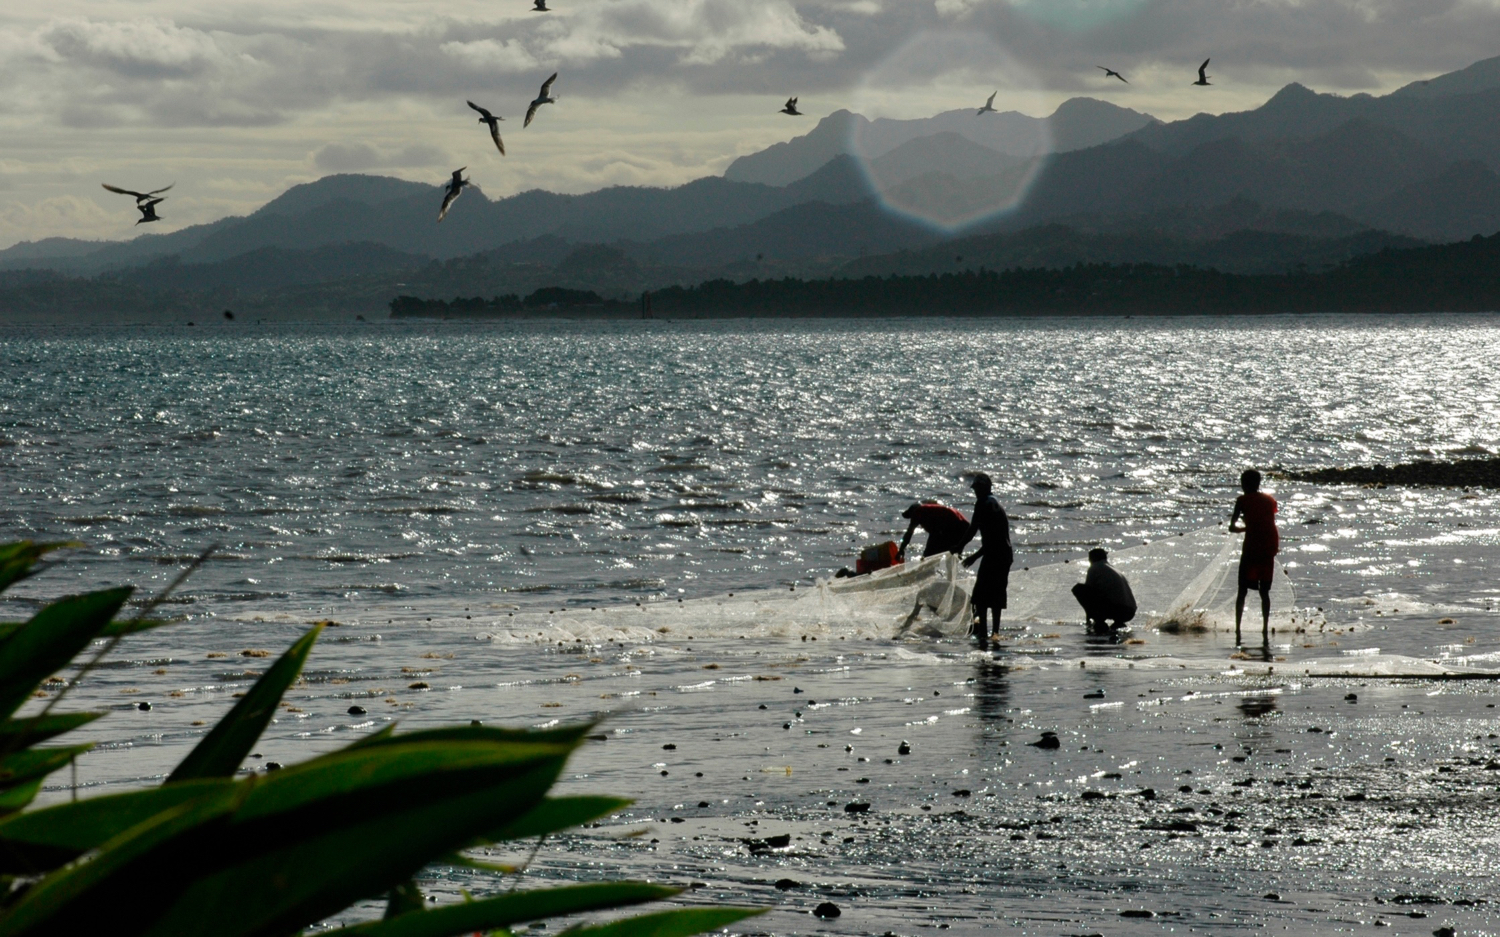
[565, 908, 766, 937]
[0, 542, 79, 595]
[0, 783, 242, 937]
[342, 721, 597, 753]
[0, 713, 103, 749]
[0, 780, 231, 873]
[167, 625, 323, 783]
[383, 879, 425, 920]
[328, 883, 681, 937]
[480, 795, 631, 844]
[0, 588, 133, 721]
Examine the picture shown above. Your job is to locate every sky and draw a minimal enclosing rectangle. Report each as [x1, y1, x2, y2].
[2, 0, 1498, 249]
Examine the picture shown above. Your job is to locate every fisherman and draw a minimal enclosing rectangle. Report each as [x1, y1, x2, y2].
[1071, 547, 1137, 629]
[1229, 468, 1280, 643]
[961, 472, 1013, 641]
[897, 500, 970, 559]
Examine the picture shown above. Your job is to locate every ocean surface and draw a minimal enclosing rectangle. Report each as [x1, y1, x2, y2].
[5, 315, 1500, 935]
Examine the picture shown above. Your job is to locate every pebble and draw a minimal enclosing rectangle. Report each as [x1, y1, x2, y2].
[348, 705, 367, 715]
[1120, 909, 1156, 918]
[898, 741, 911, 755]
[1346, 693, 1359, 702]
[845, 802, 871, 813]
[774, 878, 799, 891]
[265, 761, 282, 771]
[137, 701, 152, 711]
[1030, 732, 1060, 750]
[813, 902, 841, 919]
[663, 743, 677, 750]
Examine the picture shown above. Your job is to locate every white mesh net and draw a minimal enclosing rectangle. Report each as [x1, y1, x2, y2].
[481, 528, 1296, 643]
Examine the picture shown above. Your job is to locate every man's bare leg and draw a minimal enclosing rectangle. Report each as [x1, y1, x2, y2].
[1259, 583, 1272, 638]
[1234, 585, 1248, 645]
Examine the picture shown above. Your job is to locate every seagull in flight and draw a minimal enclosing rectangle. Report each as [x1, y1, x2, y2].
[438, 168, 469, 223]
[1194, 59, 1211, 86]
[102, 182, 174, 204]
[781, 96, 802, 116]
[533, 0, 549, 9]
[976, 91, 998, 115]
[135, 197, 165, 225]
[524, 73, 558, 127]
[466, 101, 505, 155]
[1097, 66, 1127, 83]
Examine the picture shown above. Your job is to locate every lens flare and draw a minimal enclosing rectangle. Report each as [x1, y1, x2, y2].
[850, 30, 1053, 232]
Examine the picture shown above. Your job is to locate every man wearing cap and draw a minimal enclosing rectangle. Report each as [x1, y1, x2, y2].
[897, 501, 970, 559]
[961, 472, 1013, 640]
[1071, 547, 1137, 629]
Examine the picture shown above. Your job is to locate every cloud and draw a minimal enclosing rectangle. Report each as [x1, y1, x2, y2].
[312, 142, 450, 172]
[440, 38, 540, 72]
[40, 18, 235, 79]
[0, 194, 117, 244]
[535, 0, 845, 66]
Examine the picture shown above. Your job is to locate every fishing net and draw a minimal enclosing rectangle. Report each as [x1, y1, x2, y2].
[482, 527, 1295, 643]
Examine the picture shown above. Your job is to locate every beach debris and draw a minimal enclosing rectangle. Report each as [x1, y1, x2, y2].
[347, 705, 367, 715]
[1030, 731, 1060, 750]
[663, 743, 676, 750]
[774, 878, 799, 891]
[813, 902, 841, 919]
[264, 761, 283, 771]
[1120, 908, 1156, 918]
[897, 741, 911, 756]
[844, 802, 871, 813]
[137, 701, 152, 711]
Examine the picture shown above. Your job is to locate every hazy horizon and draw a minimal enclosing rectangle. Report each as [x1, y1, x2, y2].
[3, 0, 1498, 250]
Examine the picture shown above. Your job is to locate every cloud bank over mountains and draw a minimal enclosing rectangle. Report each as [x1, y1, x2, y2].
[1, 0, 1498, 246]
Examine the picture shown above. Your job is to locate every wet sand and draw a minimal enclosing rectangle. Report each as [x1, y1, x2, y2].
[32, 613, 1500, 936]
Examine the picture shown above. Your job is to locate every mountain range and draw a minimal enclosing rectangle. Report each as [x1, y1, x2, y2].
[4, 54, 1500, 318]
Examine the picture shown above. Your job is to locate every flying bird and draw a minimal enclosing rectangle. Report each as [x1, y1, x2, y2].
[467, 100, 506, 155]
[438, 168, 469, 223]
[135, 197, 165, 225]
[533, 0, 549, 9]
[976, 91, 997, 115]
[102, 182, 174, 204]
[524, 73, 558, 127]
[1194, 59, 1211, 86]
[1097, 66, 1127, 83]
[781, 96, 802, 116]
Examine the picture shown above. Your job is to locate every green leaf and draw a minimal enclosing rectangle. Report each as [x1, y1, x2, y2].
[167, 625, 323, 783]
[0, 620, 169, 643]
[342, 721, 598, 753]
[384, 880, 425, 920]
[565, 908, 766, 937]
[0, 780, 231, 873]
[0, 588, 133, 721]
[0, 542, 79, 595]
[0, 746, 93, 788]
[481, 795, 631, 844]
[0, 783, 241, 937]
[329, 883, 681, 937]
[0, 779, 44, 818]
[0, 713, 103, 749]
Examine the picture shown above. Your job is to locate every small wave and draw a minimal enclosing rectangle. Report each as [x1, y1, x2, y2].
[168, 504, 226, 517]
[60, 515, 129, 525]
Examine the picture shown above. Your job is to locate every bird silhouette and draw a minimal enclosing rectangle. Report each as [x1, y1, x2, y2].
[524, 73, 558, 127]
[1194, 59, 1211, 86]
[467, 101, 506, 155]
[102, 182, 174, 203]
[135, 197, 165, 225]
[1097, 66, 1127, 83]
[976, 91, 998, 115]
[438, 168, 469, 222]
[533, 0, 549, 9]
[781, 96, 802, 116]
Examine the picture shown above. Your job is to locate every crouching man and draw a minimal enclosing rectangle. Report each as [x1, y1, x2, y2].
[1071, 547, 1136, 629]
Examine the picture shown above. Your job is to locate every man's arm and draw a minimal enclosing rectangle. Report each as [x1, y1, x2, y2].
[962, 545, 985, 568]
[1228, 496, 1245, 533]
[897, 518, 918, 556]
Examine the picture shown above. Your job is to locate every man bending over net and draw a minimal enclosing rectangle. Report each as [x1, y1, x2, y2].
[898, 500, 969, 559]
[1071, 547, 1137, 629]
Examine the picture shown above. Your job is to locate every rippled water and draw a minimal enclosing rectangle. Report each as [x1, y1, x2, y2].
[7, 316, 1500, 935]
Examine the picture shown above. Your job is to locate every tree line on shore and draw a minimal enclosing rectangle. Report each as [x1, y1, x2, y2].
[389, 230, 1500, 318]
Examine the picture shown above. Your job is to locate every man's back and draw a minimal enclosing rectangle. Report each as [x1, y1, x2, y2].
[1085, 560, 1136, 611]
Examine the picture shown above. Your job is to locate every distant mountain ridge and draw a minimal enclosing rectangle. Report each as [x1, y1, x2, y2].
[723, 97, 1158, 187]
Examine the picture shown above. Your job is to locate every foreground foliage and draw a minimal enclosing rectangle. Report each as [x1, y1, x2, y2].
[0, 542, 758, 937]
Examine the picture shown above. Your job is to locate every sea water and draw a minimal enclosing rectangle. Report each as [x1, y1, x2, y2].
[5, 316, 1500, 935]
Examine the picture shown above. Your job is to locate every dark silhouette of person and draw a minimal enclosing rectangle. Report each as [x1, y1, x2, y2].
[1071, 547, 1137, 628]
[897, 501, 969, 559]
[960, 472, 1012, 641]
[1229, 468, 1280, 643]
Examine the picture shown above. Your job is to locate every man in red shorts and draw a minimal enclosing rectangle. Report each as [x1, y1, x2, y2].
[897, 500, 970, 559]
[1229, 468, 1279, 644]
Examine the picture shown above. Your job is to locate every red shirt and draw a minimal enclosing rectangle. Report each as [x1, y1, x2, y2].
[1237, 492, 1280, 559]
[908, 504, 968, 539]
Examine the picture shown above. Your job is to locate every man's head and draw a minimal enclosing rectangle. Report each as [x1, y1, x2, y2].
[970, 472, 992, 495]
[1088, 547, 1108, 564]
[1240, 469, 1262, 493]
